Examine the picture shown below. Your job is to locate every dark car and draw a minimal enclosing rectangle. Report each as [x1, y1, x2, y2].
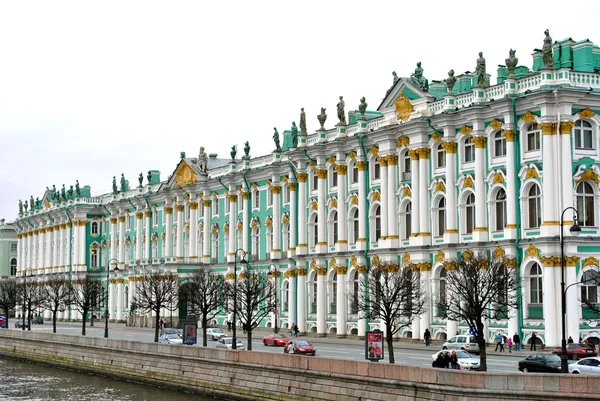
[32, 316, 44, 325]
[553, 343, 598, 360]
[14, 319, 30, 329]
[518, 353, 561, 373]
[284, 340, 316, 356]
[263, 333, 290, 347]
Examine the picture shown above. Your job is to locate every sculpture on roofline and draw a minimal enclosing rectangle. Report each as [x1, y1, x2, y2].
[36, 197, 40, 207]
[410, 62, 429, 91]
[147, 171, 152, 184]
[112, 177, 118, 194]
[52, 184, 57, 198]
[299, 108, 307, 134]
[120, 174, 126, 192]
[542, 29, 554, 69]
[230, 145, 237, 160]
[358, 97, 368, 119]
[67, 186, 74, 199]
[446, 70, 456, 93]
[75, 180, 81, 196]
[197, 146, 207, 173]
[18, 200, 23, 214]
[505, 49, 518, 78]
[475, 52, 486, 86]
[23, 200, 28, 212]
[61, 185, 66, 199]
[243, 141, 250, 159]
[30, 195, 34, 209]
[138, 173, 143, 187]
[393, 71, 399, 85]
[337, 96, 346, 125]
[317, 107, 327, 130]
[273, 128, 281, 151]
[291, 122, 298, 148]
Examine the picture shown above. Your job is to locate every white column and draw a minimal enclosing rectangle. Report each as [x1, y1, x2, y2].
[418, 149, 430, 241]
[118, 215, 126, 267]
[288, 270, 296, 328]
[116, 279, 124, 320]
[144, 210, 151, 259]
[16, 233, 22, 273]
[504, 130, 517, 236]
[189, 201, 198, 261]
[202, 198, 211, 263]
[271, 186, 281, 259]
[71, 223, 79, 270]
[52, 225, 59, 269]
[316, 168, 327, 253]
[387, 155, 398, 245]
[358, 265, 367, 338]
[543, 260, 558, 347]
[58, 225, 65, 270]
[79, 221, 86, 271]
[541, 123, 557, 235]
[110, 216, 117, 263]
[473, 137, 488, 241]
[242, 192, 250, 253]
[567, 259, 579, 344]
[316, 266, 326, 336]
[228, 193, 237, 261]
[410, 151, 420, 238]
[288, 184, 297, 256]
[336, 164, 347, 252]
[135, 211, 143, 260]
[357, 161, 367, 246]
[297, 174, 308, 255]
[108, 279, 115, 321]
[444, 141, 458, 242]
[297, 270, 306, 334]
[176, 203, 184, 260]
[420, 268, 431, 339]
[336, 266, 347, 337]
[379, 156, 389, 241]
[41, 228, 48, 270]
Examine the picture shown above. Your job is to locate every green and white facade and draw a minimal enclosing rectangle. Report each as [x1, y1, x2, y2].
[0, 219, 17, 277]
[14, 35, 600, 346]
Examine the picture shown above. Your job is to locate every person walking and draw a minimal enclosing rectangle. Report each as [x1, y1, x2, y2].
[530, 332, 537, 351]
[568, 336, 574, 344]
[450, 351, 459, 369]
[495, 332, 504, 352]
[513, 332, 521, 351]
[424, 328, 431, 346]
[507, 337, 513, 353]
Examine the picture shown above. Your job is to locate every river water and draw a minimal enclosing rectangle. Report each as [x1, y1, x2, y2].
[0, 358, 223, 401]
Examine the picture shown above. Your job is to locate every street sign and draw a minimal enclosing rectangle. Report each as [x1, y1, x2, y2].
[365, 330, 384, 361]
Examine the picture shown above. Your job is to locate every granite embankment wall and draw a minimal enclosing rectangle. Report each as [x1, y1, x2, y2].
[0, 330, 597, 401]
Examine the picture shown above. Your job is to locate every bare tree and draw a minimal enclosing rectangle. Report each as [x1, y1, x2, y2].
[224, 269, 275, 351]
[437, 252, 518, 371]
[183, 268, 225, 346]
[356, 261, 425, 364]
[41, 278, 72, 333]
[69, 276, 102, 336]
[580, 270, 600, 323]
[0, 279, 17, 328]
[17, 276, 44, 330]
[131, 270, 179, 343]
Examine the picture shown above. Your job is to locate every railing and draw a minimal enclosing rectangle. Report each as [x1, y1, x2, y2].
[570, 71, 600, 89]
[484, 84, 505, 99]
[429, 100, 444, 113]
[455, 93, 473, 108]
[517, 74, 541, 90]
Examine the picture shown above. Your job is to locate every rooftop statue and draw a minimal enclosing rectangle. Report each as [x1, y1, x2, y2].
[120, 174, 126, 192]
[505, 49, 518, 78]
[35, 197, 40, 207]
[273, 128, 281, 151]
[446, 69, 456, 93]
[358, 97, 367, 119]
[180, 151, 186, 159]
[52, 184, 57, 197]
[299, 108, 307, 134]
[317, 107, 327, 130]
[244, 141, 251, 158]
[410, 62, 429, 91]
[18, 200, 23, 214]
[112, 176, 118, 194]
[475, 52, 486, 87]
[337, 96, 346, 125]
[197, 146, 208, 173]
[393, 71, 399, 85]
[67, 186, 74, 199]
[23, 200, 28, 212]
[75, 180, 81, 196]
[230, 145, 237, 160]
[542, 29, 554, 69]
[291, 122, 298, 147]
[30, 195, 34, 209]
[138, 173, 143, 187]
[147, 170, 152, 184]
[61, 185, 66, 199]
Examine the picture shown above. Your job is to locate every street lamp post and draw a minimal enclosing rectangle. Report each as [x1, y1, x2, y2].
[232, 248, 247, 350]
[104, 258, 119, 338]
[560, 207, 581, 373]
[269, 264, 279, 334]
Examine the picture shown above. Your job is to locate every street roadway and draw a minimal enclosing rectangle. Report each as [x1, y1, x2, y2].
[12, 322, 527, 373]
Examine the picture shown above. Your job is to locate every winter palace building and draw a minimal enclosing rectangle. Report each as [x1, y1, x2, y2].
[13, 34, 600, 347]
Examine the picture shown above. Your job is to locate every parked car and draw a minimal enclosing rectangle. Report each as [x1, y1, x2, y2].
[32, 316, 44, 325]
[263, 333, 289, 347]
[552, 344, 597, 360]
[216, 337, 245, 350]
[518, 353, 561, 373]
[569, 357, 600, 374]
[442, 335, 480, 354]
[206, 328, 226, 341]
[14, 319, 30, 329]
[158, 332, 183, 345]
[284, 340, 316, 356]
[431, 350, 480, 370]
[160, 328, 180, 335]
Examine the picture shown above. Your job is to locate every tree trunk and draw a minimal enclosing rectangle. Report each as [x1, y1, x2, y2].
[154, 310, 160, 343]
[82, 312, 87, 336]
[90, 310, 94, 327]
[27, 306, 32, 331]
[202, 316, 208, 347]
[52, 310, 57, 333]
[386, 325, 395, 364]
[4, 308, 9, 329]
[247, 327, 252, 351]
[476, 321, 487, 372]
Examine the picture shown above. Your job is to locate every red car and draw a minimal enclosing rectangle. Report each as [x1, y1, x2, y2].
[552, 343, 597, 360]
[263, 333, 289, 346]
[284, 340, 316, 356]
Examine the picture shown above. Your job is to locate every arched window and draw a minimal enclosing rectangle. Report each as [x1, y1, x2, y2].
[436, 143, 446, 168]
[577, 182, 595, 227]
[213, 198, 220, 216]
[252, 227, 260, 260]
[493, 189, 507, 231]
[434, 197, 446, 237]
[212, 231, 219, 263]
[465, 193, 475, 234]
[529, 263, 543, 304]
[437, 268, 447, 316]
[581, 270, 600, 304]
[283, 281, 289, 312]
[331, 168, 338, 188]
[266, 226, 273, 256]
[152, 240, 158, 258]
[91, 222, 99, 236]
[330, 272, 337, 313]
[526, 123, 540, 152]
[309, 214, 318, 248]
[309, 272, 318, 314]
[350, 270, 359, 314]
[328, 211, 338, 246]
[574, 120, 594, 149]
[372, 205, 381, 242]
[464, 137, 474, 163]
[311, 172, 318, 191]
[333, 212, 338, 245]
[494, 131, 506, 157]
[10, 258, 16, 276]
[237, 226, 243, 250]
[401, 202, 412, 239]
[282, 223, 290, 253]
[349, 208, 359, 244]
[253, 190, 260, 209]
[526, 184, 542, 228]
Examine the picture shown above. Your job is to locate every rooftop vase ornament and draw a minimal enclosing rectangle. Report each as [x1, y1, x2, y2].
[410, 62, 429, 91]
[299, 108, 307, 134]
[475, 52, 486, 87]
[147, 170, 152, 184]
[243, 141, 251, 159]
[505, 49, 518, 78]
[358, 97, 367, 119]
[197, 146, 207, 173]
[75, 180, 81, 196]
[337, 96, 346, 125]
[18, 200, 23, 214]
[230, 145, 237, 160]
[317, 107, 327, 130]
[272, 128, 281, 151]
[138, 173, 143, 187]
[446, 69, 456, 93]
[542, 29, 554, 69]
[120, 174, 126, 192]
[112, 177, 118, 194]
[291, 122, 298, 147]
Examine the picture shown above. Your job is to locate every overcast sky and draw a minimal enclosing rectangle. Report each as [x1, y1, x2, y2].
[1, 0, 599, 221]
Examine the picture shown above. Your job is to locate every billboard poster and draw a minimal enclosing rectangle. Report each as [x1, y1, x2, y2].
[183, 324, 197, 345]
[0, 314, 6, 329]
[365, 331, 384, 361]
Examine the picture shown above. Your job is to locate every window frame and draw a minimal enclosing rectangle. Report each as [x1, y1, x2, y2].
[525, 123, 541, 152]
[574, 120, 594, 150]
[463, 137, 475, 164]
[576, 182, 596, 227]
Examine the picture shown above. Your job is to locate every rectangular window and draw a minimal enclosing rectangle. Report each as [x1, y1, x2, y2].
[332, 170, 338, 187]
[464, 141, 474, 163]
[10, 244, 17, 252]
[437, 148, 446, 168]
[214, 199, 219, 216]
[312, 174, 318, 191]
[495, 136, 506, 157]
[268, 190, 273, 207]
[153, 211, 158, 226]
[283, 187, 290, 204]
[373, 162, 381, 180]
[254, 192, 260, 209]
[527, 131, 540, 152]
[404, 154, 411, 173]
[352, 166, 359, 184]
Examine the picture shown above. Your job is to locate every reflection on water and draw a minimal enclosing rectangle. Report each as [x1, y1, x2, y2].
[0, 358, 222, 401]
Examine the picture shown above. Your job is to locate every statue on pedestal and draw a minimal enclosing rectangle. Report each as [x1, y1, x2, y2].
[120, 174, 126, 192]
[317, 107, 327, 130]
[180, 151, 186, 159]
[446, 70, 456, 93]
[147, 171, 152, 184]
[358, 97, 367, 119]
[30, 195, 34, 209]
[18, 200, 23, 214]
[273, 128, 281, 151]
[410, 62, 429, 91]
[475, 52, 486, 87]
[230, 145, 237, 160]
[299, 108, 307, 134]
[75, 180, 81, 196]
[542, 29, 554, 69]
[52, 184, 57, 198]
[197, 146, 207, 173]
[138, 173, 143, 187]
[505, 49, 518, 78]
[23, 200, 28, 212]
[61, 185, 66, 199]
[291, 122, 298, 147]
[337, 96, 346, 125]
[244, 141, 251, 159]
[67, 186, 73, 199]
[112, 177, 118, 194]
[393, 71, 399, 85]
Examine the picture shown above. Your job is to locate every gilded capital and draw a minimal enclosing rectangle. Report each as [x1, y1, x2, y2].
[297, 173, 308, 183]
[202, 200, 211, 207]
[316, 169, 328, 179]
[189, 202, 199, 210]
[288, 183, 297, 191]
[409, 150, 419, 160]
[136, 212, 144, 219]
[502, 130, 515, 142]
[386, 154, 398, 165]
[175, 204, 185, 212]
[356, 161, 366, 171]
[228, 194, 238, 202]
[473, 136, 487, 149]
[377, 156, 388, 167]
[118, 216, 126, 223]
[241, 192, 249, 200]
[441, 141, 457, 153]
[335, 165, 347, 175]
[271, 186, 281, 195]
[539, 122, 557, 135]
[560, 121, 575, 135]
[416, 148, 430, 159]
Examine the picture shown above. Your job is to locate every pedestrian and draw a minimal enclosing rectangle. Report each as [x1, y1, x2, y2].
[513, 332, 521, 351]
[292, 323, 299, 337]
[530, 332, 537, 351]
[158, 319, 163, 330]
[495, 332, 504, 352]
[444, 351, 452, 368]
[507, 337, 513, 353]
[424, 328, 431, 346]
[568, 336, 574, 344]
[450, 351, 459, 369]
[227, 319, 232, 331]
[433, 352, 445, 368]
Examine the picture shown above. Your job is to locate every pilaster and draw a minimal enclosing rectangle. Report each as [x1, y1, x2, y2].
[442, 140, 459, 243]
[296, 172, 308, 256]
[473, 136, 488, 242]
[335, 163, 348, 253]
[270, 185, 282, 260]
